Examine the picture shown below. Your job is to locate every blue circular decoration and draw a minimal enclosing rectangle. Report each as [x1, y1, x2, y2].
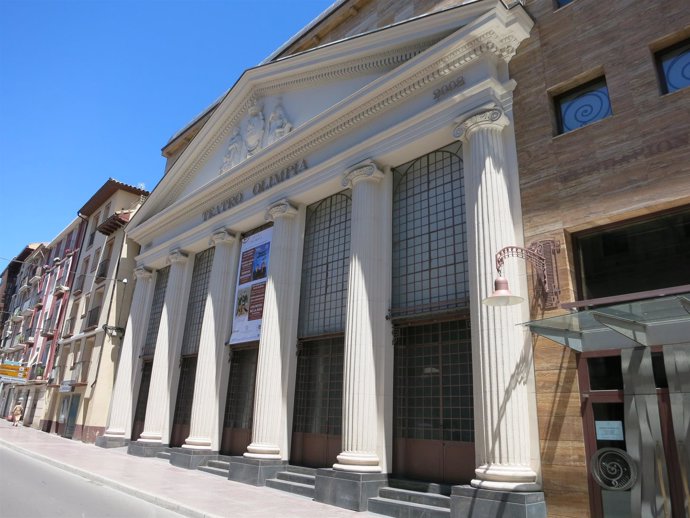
[561, 88, 612, 132]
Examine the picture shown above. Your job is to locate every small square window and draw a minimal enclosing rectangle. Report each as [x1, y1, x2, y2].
[656, 38, 690, 94]
[555, 78, 612, 134]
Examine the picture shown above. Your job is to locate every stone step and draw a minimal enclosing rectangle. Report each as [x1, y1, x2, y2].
[276, 471, 316, 485]
[155, 451, 172, 460]
[368, 496, 451, 518]
[206, 459, 231, 470]
[387, 479, 452, 496]
[285, 465, 317, 476]
[198, 465, 229, 478]
[265, 478, 316, 499]
[379, 487, 451, 509]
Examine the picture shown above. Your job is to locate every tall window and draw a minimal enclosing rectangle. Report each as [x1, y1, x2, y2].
[391, 141, 468, 319]
[141, 266, 170, 358]
[180, 248, 214, 355]
[298, 191, 352, 338]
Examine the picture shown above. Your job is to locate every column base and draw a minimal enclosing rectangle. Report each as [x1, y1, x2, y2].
[314, 468, 388, 511]
[169, 447, 218, 469]
[127, 441, 170, 457]
[451, 485, 546, 518]
[472, 464, 540, 492]
[227, 456, 287, 486]
[95, 435, 130, 449]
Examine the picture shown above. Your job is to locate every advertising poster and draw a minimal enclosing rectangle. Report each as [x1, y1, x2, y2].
[229, 227, 272, 344]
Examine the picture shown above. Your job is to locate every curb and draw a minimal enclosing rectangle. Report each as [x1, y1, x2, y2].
[0, 433, 223, 518]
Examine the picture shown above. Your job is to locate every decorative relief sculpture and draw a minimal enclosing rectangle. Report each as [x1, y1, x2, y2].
[244, 103, 265, 156]
[220, 127, 244, 174]
[218, 101, 295, 175]
[265, 103, 293, 146]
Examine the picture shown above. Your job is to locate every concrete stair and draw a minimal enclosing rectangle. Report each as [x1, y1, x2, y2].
[265, 465, 316, 499]
[368, 480, 451, 518]
[198, 456, 232, 478]
[155, 449, 172, 460]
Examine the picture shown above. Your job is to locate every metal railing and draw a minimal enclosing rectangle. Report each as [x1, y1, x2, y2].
[63, 317, 75, 338]
[73, 273, 86, 294]
[95, 259, 109, 281]
[85, 306, 100, 329]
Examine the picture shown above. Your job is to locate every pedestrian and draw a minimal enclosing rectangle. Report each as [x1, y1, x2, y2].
[12, 399, 24, 427]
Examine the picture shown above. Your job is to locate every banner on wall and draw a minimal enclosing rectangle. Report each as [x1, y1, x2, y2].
[229, 227, 272, 345]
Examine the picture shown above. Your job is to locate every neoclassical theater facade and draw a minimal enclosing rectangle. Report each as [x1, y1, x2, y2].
[100, 1, 544, 513]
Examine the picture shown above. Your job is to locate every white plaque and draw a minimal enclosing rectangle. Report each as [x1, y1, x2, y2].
[595, 420, 624, 441]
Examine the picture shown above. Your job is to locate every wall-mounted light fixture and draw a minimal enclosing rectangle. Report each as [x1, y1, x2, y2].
[482, 240, 561, 309]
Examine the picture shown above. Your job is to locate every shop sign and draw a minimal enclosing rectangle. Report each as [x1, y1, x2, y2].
[0, 364, 29, 384]
[228, 227, 272, 345]
[201, 160, 307, 222]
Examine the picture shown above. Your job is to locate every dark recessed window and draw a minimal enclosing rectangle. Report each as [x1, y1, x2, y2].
[588, 356, 624, 391]
[656, 39, 690, 94]
[555, 78, 612, 134]
[555, 0, 574, 7]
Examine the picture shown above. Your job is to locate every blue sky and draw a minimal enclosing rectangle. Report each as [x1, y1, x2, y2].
[0, 0, 334, 268]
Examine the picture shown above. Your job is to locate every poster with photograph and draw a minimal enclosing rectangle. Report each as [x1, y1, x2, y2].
[229, 227, 272, 344]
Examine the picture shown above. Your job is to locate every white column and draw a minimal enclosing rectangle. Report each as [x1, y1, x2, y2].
[245, 200, 302, 459]
[138, 249, 190, 444]
[454, 106, 539, 491]
[334, 160, 386, 473]
[183, 230, 238, 451]
[102, 267, 153, 440]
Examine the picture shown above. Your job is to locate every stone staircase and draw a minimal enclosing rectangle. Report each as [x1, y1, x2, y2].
[154, 449, 172, 461]
[265, 465, 317, 499]
[197, 456, 232, 478]
[368, 479, 451, 517]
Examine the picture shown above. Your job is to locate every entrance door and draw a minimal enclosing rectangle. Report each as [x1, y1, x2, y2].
[291, 337, 343, 468]
[393, 320, 475, 484]
[131, 360, 152, 441]
[221, 346, 258, 456]
[63, 395, 81, 439]
[170, 356, 197, 448]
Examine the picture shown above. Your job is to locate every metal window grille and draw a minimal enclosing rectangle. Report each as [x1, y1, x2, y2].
[180, 247, 215, 356]
[141, 266, 170, 358]
[223, 347, 258, 429]
[394, 320, 473, 442]
[391, 142, 468, 319]
[133, 361, 153, 424]
[293, 337, 344, 435]
[298, 191, 351, 338]
[172, 356, 197, 425]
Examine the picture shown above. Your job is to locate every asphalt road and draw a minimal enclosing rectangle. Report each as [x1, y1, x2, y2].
[0, 444, 186, 518]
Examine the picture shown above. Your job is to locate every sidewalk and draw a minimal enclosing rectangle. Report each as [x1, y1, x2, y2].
[0, 421, 375, 518]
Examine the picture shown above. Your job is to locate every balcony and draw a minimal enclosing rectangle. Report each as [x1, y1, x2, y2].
[20, 299, 34, 317]
[72, 273, 86, 295]
[62, 317, 75, 338]
[40, 320, 55, 337]
[19, 329, 34, 345]
[30, 267, 42, 284]
[18, 282, 30, 295]
[85, 306, 101, 330]
[33, 295, 43, 309]
[53, 284, 70, 298]
[95, 260, 109, 282]
[11, 309, 23, 323]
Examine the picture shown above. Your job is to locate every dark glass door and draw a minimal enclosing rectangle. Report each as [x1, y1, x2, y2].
[131, 360, 152, 441]
[291, 337, 343, 468]
[221, 347, 258, 456]
[393, 320, 474, 484]
[63, 395, 81, 439]
[170, 356, 197, 448]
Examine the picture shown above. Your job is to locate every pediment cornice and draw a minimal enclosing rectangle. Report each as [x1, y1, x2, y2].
[130, 4, 532, 246]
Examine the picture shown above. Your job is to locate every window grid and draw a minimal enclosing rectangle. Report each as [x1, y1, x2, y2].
[391, 142, 468, 318]
[141, 266, 170, 357]
[224, 347, 259, 429]
[298, 191, 352, 338]
[293, 337, 344, 435]
[172, 356, 198, 426]
[394, 320, 473, 442]
[133, 360, 153, 424]
[180, 247, 215, 356]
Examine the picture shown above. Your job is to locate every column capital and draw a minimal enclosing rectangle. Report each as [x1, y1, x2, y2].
[166, 248, 189, 265]
[265, 199, 298, 222]
[133, 267, 153, 281]
[453, 107, 509, 142]
[342, 159, 384, 188]
[209, 229, 236, 247]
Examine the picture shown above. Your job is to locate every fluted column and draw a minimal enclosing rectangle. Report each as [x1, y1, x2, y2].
[453, 106, 539, 491]
[334, 160, 385, 473]
[102, 267, 153, 440]
[183, 230, 238, 451]
[138, 249, 190, 444]
[245, 200, 302, 459]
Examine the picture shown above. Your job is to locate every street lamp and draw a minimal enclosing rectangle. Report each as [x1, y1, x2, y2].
[482, 239, 561, 309]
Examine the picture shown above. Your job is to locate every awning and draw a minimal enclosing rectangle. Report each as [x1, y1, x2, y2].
[523, 293, 690, 352]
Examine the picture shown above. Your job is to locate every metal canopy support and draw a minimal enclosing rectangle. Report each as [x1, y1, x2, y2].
[592, 311, 649, 347]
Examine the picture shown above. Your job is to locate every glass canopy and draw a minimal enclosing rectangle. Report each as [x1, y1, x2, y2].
[523, 294, 690, 352]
